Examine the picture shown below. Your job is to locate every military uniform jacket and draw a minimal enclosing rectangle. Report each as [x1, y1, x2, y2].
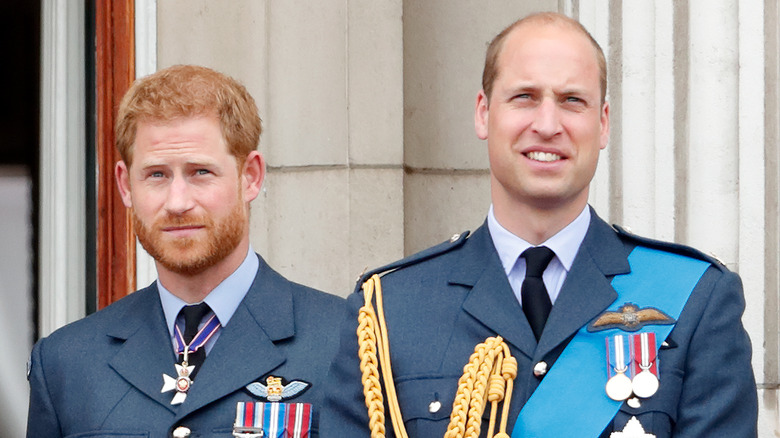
[322, 210, 757, 437]
[27, 255, 345, 438]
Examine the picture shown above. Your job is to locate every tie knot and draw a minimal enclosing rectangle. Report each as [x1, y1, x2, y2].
[522, 246, 555, 278]
[180, 303, 211, 342]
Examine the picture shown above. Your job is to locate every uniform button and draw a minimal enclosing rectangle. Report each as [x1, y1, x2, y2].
[449, 233, 461, 243]
[428, 400, 442, 413]
[627, 397, 641, 408]
[172, 426, 191, 438]
[533, 361, 548, 378]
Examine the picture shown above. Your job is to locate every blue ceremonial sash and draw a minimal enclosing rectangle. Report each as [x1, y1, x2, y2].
[512, 246, 709, 437]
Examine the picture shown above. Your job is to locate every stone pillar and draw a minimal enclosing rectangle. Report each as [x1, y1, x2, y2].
[580, 1, 777, 434]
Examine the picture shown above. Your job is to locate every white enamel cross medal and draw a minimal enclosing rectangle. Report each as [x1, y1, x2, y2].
[161, 312, 221, 405]
[162, 349, 196, 405]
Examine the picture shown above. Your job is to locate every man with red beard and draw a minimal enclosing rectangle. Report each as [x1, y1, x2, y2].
[27, 65, 344, 438]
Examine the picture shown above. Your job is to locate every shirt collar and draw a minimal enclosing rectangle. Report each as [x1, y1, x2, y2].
[158, 245, 259, 337]
[487, 205, 590, 275]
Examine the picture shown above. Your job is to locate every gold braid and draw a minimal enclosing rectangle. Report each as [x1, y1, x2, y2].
[357, 283, 386, 437]
[358, 274, 518, 438]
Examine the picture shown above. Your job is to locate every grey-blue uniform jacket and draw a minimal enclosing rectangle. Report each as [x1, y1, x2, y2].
[27, 255, 345, 438]
[322, 209, 757, 437]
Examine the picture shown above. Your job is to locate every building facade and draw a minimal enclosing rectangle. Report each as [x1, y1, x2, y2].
[11, 0, 778, 436]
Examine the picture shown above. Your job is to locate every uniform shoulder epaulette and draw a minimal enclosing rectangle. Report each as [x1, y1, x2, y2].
[612, 224, 727, 269]
[353, 231, 470, 294]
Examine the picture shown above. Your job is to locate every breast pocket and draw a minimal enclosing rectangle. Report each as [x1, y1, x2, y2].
[65, 433, 149, 438]
[395, 375, 460, 436]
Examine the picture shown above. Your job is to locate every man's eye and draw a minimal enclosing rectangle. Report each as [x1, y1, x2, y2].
[196, 169, 211, 175]
[565, 96, 584, 103]
[150, 171, 164, 178]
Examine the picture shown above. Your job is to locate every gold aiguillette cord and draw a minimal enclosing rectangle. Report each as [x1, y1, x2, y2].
[357, 274, 518, 438]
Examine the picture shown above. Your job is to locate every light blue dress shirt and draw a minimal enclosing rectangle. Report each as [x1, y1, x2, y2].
[158, 245, 259, 355]
[487, 205, 590, 307]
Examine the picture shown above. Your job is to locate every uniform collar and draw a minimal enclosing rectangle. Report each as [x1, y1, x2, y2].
[487, 204, 590, 275]
[158, 245, 260, 336]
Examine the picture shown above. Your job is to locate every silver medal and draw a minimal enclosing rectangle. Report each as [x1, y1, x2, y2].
[632, 369, 659, 398]
[631, 333, 660, 399]
[605, 371, 633, 401]
[606, 335, 632, 401]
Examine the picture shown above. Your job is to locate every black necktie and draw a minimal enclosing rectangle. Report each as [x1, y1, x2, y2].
[521, 246, 556, 341]
[180, 303, 211, 379]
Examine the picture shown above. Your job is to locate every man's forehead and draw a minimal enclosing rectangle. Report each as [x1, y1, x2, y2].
[502, 20, 595, 58]
[131, 117, 232, 164]
[136, 113, 219, 129]
[495, 22, 600, 79]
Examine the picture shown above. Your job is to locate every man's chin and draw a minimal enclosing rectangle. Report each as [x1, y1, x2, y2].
[156, 254, 214, 276]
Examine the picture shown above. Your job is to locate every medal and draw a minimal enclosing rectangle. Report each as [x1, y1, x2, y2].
[605, 334, 633, 401]
[161, 313, 221, 405]
[234, 401, 265, 437]
[161, 359, 195, 405]
[631, 332, 659, 398]
[233, 401, 312, 437]
[285, 403, 313, 438]
[606, 371, 633, 401]
[632, 370, 659, 398]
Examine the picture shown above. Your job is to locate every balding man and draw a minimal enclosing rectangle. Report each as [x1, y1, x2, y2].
[323, 12, 757, 438]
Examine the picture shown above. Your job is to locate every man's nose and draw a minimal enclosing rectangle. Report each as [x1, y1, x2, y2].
[163, 176, 195, 215]
[530, 98, 563, 139]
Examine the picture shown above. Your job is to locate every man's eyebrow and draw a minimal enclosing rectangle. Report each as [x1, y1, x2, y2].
[558, 87, 589, 95]
[137, 161, 166, 169]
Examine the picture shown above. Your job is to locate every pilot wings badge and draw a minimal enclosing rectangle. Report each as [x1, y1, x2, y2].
[245, 375, 311, 402]
[588, 303, 675, 332]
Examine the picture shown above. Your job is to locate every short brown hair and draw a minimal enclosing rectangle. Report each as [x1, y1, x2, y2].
[116, 65, 262, 166]
[481, 12, 607, 104]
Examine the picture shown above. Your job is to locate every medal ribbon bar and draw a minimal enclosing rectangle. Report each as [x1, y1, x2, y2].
[234, 402, 312, 438]
[284, 403, 312, 438]
[607, 334, 631, 379]
[631, 332, 658, 377]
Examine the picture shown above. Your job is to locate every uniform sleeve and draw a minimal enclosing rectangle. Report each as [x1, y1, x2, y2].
[674, 269, 758, 436]
[27, 337, 63, 438]
[320, 292, 377, 437]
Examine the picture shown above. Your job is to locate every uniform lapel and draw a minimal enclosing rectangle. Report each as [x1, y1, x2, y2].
[536, 210, 632, 358]
[454, 211, 633, 362]
[455, 224, 539, 360]
[107, 284, 179, 414]
[175, 256, 293, 420]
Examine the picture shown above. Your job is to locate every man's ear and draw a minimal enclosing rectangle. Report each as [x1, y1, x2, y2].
[241, 151, 265, 203]
[474, 90, 490, 140]
[115, 161, 133, 208]
[599, 101, 610, 150]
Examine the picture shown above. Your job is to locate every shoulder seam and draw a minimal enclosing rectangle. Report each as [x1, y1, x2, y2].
[612, 224, 724, 269]
[353, 231, 470, 293]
